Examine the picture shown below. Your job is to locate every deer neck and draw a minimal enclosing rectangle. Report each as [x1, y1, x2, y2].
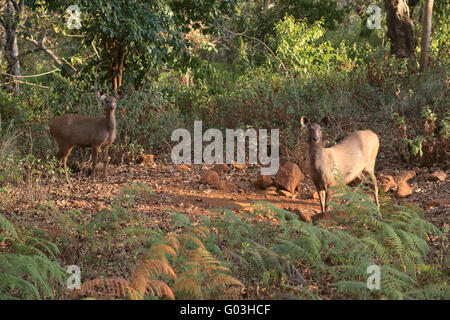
[105, 111, 116, 132]
[309, 140, 329, 169]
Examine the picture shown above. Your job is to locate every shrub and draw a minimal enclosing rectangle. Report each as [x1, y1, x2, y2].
[0, 215, 65, 299]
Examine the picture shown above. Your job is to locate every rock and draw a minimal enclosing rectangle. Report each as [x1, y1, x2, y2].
[426, 170, 447, 182]
[214, 181, 237, 191]
[311, 191, 319, 199]
[426, 198, 450, 207]
[136, 154, 154, 166]
[199, 170, 220, 185]
[265, 189, 278, 196]
[279, 190, 296, 199]
[265, 186, 278, 196]
[232, 162, 247, 170]
[274, 162, 305, 194]
[254, 174, 274, 189]
[176, 164, 191, 172]
[212, 163, 231, 173]
[377, 173, 396, 193]
[395, 182, 412, 198]
[394, 170, 416, 185]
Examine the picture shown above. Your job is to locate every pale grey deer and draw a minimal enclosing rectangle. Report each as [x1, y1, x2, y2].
[301, 116, 380, 213]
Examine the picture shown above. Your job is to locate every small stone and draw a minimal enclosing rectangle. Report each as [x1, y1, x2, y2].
[265, 189, 278, 196]
[377, 173, 396, 193]
[274, 162, 305, 194]
[426, 198, 450, 207]
[199, 170, 220, 185]
[395, 182, 412, 198]
[394, 170, 416, 185]
[279, 190, 292, 197]
[254, 174, 274, 189]
[212, 163, 231, 173]
[136, 154, 154, 165]
[233, 162, 247, 170]
[426, 170, 447, 182]
[214, 181, 237, 191]
[176, 164, 191, 172]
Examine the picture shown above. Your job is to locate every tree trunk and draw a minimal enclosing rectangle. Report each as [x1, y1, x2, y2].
[384, 0, 417, 67]
[2, 2, 22, 94]
[420, 0, 434, 71]
[408, 0, 420, 18]
[106, 40, 124, 92]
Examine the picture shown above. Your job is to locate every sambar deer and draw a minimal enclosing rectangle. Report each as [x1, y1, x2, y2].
[301, 116, 380, 213]
[49, 91, 121, 184]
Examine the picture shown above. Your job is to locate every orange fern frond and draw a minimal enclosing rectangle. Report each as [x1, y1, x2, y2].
[132, 259, 176, 283]
[192, 225, 210, 240]
[74, 278, 140, 300]
[206, 273, 243, 289]
[180, 233, 206, 250]
[186, 247, 220, 268]
[164, 234, 180, 251]
[147, 244, 177, 261]
[143, 279, 175, 300]
[173, 277, 203, 299]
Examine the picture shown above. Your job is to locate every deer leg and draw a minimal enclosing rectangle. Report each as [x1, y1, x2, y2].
[368, 170, 379, 208]
[61, 145, 74, 186]
[318, 189, 326, 213]
[91, 146, 100, 182]
[324, 190, 331, 211]
[102, 146, 109, 180]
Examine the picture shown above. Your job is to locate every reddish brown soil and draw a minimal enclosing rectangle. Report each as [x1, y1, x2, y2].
[2, 156, 447, 234]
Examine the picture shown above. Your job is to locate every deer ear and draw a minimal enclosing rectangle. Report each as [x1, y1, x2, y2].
[300, 116, 309, 129]
[115, 90, 123, 101]
[320, 116, 329, 127]
[97, 91, 107, 100]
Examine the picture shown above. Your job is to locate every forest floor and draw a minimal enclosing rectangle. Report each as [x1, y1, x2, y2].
[2, 150, 448, 236]
[0, 140, 448, 287]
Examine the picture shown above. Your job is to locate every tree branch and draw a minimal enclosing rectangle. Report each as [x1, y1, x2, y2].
[22, 37, 78, 71]
[23, 37, 63, 65]
[9, 0, 19, 12]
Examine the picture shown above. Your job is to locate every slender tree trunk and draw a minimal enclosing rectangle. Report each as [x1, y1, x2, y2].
[107, 40, 124, 92]
[420, 0, 434, 71]
[2, 2, 22, 94]
[384, 0, 417, 70]
[117, 44, 123, 90]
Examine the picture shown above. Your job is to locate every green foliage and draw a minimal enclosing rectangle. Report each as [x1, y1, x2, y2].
[0, 118, 21, 186]
[430, 19, 449, 68]
[238, 0, 347, 41]
[0, 215, 65, 299]
[193, 183, 447, 300]
[271, 16, 338, 75]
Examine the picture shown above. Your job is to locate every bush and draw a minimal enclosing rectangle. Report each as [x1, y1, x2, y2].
[0, 215, 65, 299]
[271, 16, 340, 76]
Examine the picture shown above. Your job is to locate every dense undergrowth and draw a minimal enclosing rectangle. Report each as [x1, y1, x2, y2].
[0, 183, 448, 299]
[0, 14, 449, 180]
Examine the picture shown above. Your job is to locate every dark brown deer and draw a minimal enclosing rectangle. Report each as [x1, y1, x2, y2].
[50, 91, 121, 184]
[301, 116, 380, 213]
